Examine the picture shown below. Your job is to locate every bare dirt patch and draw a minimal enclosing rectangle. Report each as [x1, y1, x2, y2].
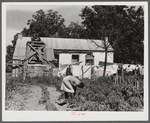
[6, 84, 46, 111]
[46, 86, 68, 111]
[5, 83, 68, 111]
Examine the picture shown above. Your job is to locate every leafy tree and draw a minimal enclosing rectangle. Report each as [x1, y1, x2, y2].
[22, 9, 67, 38]
[6, 45, 14, 72]
[11, 33, 20, 47]
[113, 6, 144, 64]
[65, 21, 85, 38]
[6, 32, 21, 72]
[80, 6, 128, 76]
[6, 45, 14, 62]
[80, 5, 144, 76]
[125, 6, 144, 64]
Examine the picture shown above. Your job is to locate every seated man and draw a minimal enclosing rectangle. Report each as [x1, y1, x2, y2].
[56, 76, 85, 106]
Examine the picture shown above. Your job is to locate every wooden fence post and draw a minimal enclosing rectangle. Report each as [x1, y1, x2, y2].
[136, 81, 139, 90]
[127, 79, 130, 84]
[115, 72, 118, 85]
[122, 68, 124, 83]
[23, 62, 26, 82]
[81, 65, 83, 79]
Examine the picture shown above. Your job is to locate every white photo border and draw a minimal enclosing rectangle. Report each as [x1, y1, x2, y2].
[2, 1, 149, 121]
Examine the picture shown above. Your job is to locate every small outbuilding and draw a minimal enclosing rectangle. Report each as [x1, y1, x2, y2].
[13, 36, 114, 78]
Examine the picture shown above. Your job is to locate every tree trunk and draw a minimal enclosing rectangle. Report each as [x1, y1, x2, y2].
[103, 49, 108, 76]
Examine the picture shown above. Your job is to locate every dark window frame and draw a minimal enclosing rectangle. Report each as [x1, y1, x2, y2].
[72, 54, 79, 63]
[85, 54, 94, 65]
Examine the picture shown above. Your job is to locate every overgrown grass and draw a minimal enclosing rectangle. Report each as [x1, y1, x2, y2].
[38, 83, 58, 111]
[75, 75, 143, 111]
[59, 75, 144, 111]
[5, 75, 23, 100]
[6, 73, 143, 111]
[24, 74, 62, 90]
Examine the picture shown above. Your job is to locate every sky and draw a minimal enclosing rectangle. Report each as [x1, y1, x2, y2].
[6, 4, 90, 45]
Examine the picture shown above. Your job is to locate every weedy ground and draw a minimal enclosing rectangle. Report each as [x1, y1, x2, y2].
[5, 73, 143, 111]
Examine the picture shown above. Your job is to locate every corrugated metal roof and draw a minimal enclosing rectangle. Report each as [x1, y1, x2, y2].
[13, 37, 113, 60]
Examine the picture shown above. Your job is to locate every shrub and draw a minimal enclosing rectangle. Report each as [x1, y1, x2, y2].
[118, 101, 131, 111]
[127, 97, 142, 108]
[70, 76, 144, 111]
[5, 76, 23, 100]
[74, 101, 110, 111]
[27, 74, 62, 90]
[38, 85, 50, 104]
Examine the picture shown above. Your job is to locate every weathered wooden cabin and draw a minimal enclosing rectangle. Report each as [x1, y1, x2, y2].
[12, 34, 114, 78]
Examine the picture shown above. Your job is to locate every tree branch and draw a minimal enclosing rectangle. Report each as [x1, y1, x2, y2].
[111, 33, 120, 47]
[91, 40, 104, 49]
[109, 24, 119, 41]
